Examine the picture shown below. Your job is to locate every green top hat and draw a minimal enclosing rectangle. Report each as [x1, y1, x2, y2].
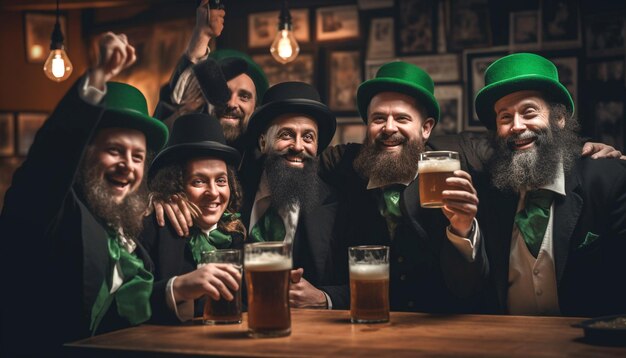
[99, 82, 169, 152]
[474, 52, 575, 130]
[210, 49, 269, 102]
[357, 61, 440, 124]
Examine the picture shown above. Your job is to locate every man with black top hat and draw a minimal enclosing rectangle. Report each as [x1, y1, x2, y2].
[473, 53, 626, 316]
[320, 62, 488, 312]
[0, 33, 168, 355]
[241, 81, 342, 309]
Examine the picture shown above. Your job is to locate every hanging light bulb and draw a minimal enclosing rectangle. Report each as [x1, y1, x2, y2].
[270, 0, 299, 64]
[43, 0, 72, 82]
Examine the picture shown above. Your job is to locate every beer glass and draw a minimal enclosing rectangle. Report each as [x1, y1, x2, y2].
[349, 245, 390, 323]
[244, 242, 292, 338]
[418, 151, 460, 208]
[200, 249, 242, 325]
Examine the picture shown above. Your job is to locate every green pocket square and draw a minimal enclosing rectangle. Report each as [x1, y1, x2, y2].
[578, 232, 599, 250]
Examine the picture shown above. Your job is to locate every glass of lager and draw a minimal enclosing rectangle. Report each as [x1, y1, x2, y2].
[200, 249, 242, 325]
[244, 242, 292, 338]
[418, 151, 460, 208]
[349, 245, 390, 323]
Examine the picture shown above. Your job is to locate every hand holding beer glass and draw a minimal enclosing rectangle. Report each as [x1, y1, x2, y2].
[349, 245, 390, 323]
[244, 242, 292, 338]
[200, 249, 242, 325]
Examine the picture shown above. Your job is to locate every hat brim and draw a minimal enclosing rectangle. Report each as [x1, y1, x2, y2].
[475, 74, 575, 130]
[357, 78, 440, 124]
[246, 99, 337, 153]
[100, 108, 169, 152]
[149, 142, 241, 178]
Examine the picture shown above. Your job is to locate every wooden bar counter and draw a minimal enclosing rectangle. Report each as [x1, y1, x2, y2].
[65, 309, 625, 357]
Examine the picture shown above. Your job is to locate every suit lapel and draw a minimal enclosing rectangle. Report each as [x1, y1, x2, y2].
[491, 189, 518, 311]
[402, 178, 430, 241]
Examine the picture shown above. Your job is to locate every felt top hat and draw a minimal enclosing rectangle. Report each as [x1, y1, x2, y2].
[357, 61, 440, 124]
[98, 82, 169, 152]
[474, 52, 575, 130]
[149, 113, 240, 178]
[246, 81, 337, 152]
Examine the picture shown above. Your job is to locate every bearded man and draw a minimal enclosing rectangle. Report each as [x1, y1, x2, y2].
[319, 62, 488, 312]
[474, 53, 626, 317]
[0, 33, 168, 355]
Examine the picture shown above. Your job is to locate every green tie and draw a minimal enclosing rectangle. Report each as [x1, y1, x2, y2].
[188, 228, 233, 265]
[249, 206, 286, 242]
[382, 185, 403, 219]
[90, 231, 153, 335]
[514, 189, 555, 257]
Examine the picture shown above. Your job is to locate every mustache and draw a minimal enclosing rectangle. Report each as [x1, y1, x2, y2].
[374, 132, 407, 146]
[214, 105, 244, 120]
[273, 147, 316, 161]
[504, 129, 546, 149]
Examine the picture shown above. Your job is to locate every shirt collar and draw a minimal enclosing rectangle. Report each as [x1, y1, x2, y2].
[366, 170, 418, 190]
[521, 161, 566, 197]
[256, 170, 272, 201]
[201, 223, 218, 237]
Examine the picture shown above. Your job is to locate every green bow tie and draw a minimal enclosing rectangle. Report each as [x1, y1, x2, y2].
[188, 227, 233, 265]
[382, 185, 403, 219]
[90, 230, 153, 335]
[249, 206, 286, 243]
[515, 189, 555, 257]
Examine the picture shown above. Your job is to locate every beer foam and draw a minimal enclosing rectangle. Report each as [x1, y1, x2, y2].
[245, 253, 292, 271]
[418, 158, 460, 173]
[350, 264, 389, 280]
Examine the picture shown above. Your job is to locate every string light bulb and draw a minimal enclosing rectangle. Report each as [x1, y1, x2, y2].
[270, 0, 299, 64]
[43, 0, 72, 82]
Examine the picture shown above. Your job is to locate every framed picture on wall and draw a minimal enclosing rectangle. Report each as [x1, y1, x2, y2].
[24, 12, 68, 63]
[395, 0, 436, 55]
[367, 17, 395, 59]
[594, 100, 624, 151]
[248, 9, 310, 48]
[540, 0, 581, 49]
[447, 0, 491, 52]
[586, 58, 624, 83]
[251, 53, 315, 86]
[17, 112, 47, 156]
[0, 113, 15, 156]
[316, 5, 360, 41]
[463, 47, 509, 130]
[330, 117, 367, 146]
[328, 50, 362, 113]
[509, 10, 540, 50]
[402, 54, 460, 82]
[433, 85, 463, 136]
[550, 56, 578, 109]
[585, 13, 625, 58]
[365, 58, 396, 80]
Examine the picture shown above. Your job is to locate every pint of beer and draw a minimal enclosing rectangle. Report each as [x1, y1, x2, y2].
[418, 151, 460, 208]
[244, 242, 292, 338]
[200, 249, 242, 325]
[349, 245, 390, 323]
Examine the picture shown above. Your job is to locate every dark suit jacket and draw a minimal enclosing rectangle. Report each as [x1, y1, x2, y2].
[477, 158, 626, 316]
[319, 143, 488, 312]
[0, 79, 155, 356]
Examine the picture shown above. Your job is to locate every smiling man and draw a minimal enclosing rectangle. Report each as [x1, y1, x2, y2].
[474, 53, 626, 317]
[0, 33, 168, 355]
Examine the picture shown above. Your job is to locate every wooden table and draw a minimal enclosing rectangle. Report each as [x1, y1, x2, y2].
[65, 309, 625, 357]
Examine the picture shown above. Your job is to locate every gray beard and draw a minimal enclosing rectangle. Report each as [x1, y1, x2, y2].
[353, 133, 424, 185]
[489, 122, 581, 192]
[264, 150, 321, 215]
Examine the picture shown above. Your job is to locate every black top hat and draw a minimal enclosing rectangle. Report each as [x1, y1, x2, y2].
[245, 82, 337, 152]
[149, 113, 241, 178]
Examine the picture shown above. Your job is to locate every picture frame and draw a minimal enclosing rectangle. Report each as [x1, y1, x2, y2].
[251, 53, 315, 86]
[586, 58, 625, 83]
[550, 56, 578, 110]
[540, 0, 581, 49]
[433, 85, 463, 136]
[593, 100, 624, 151]
[395, 0, 437, 55]
[17, 112, 47, 156]
[24, 12, 68, 63]
[509, 10, 540, 50]
[330, 117, 367, 146]
[365, 58, 397, 80]
[328, 50, 362, 113]
[367, 17, 395, 59]
[585, 13, 625, 58]
[447, 0, 491, 52]
[316, 5, 360, 42]
[402, 54, 460, 83]
[463, 47, 509, 130]
[248, 9, 310, 48]
[0, 113, 15, 156]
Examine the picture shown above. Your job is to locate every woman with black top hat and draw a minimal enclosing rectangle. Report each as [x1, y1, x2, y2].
[141, 113, 246, 322]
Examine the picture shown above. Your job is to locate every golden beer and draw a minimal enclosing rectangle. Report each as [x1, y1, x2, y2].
[418, 151, 460, 208]
[350, 264, 390, 323]
[200, 249, 242, 325]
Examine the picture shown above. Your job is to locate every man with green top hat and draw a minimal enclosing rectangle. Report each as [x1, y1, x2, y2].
[154, 0, 269, 152]
[473, 52, 626, 317]
[319, 61, 488, 312]
[0, 32, 168, 355]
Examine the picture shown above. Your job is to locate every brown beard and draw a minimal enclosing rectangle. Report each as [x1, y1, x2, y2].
[214, 106, 244, 143]
[75, 149, 150, 240]
[353, 132, 424, 185]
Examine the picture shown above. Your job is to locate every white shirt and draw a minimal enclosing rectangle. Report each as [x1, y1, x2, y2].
[507, 165, 565, 315]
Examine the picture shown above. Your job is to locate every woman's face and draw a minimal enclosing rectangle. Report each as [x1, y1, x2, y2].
[183, 158, 230, 230]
